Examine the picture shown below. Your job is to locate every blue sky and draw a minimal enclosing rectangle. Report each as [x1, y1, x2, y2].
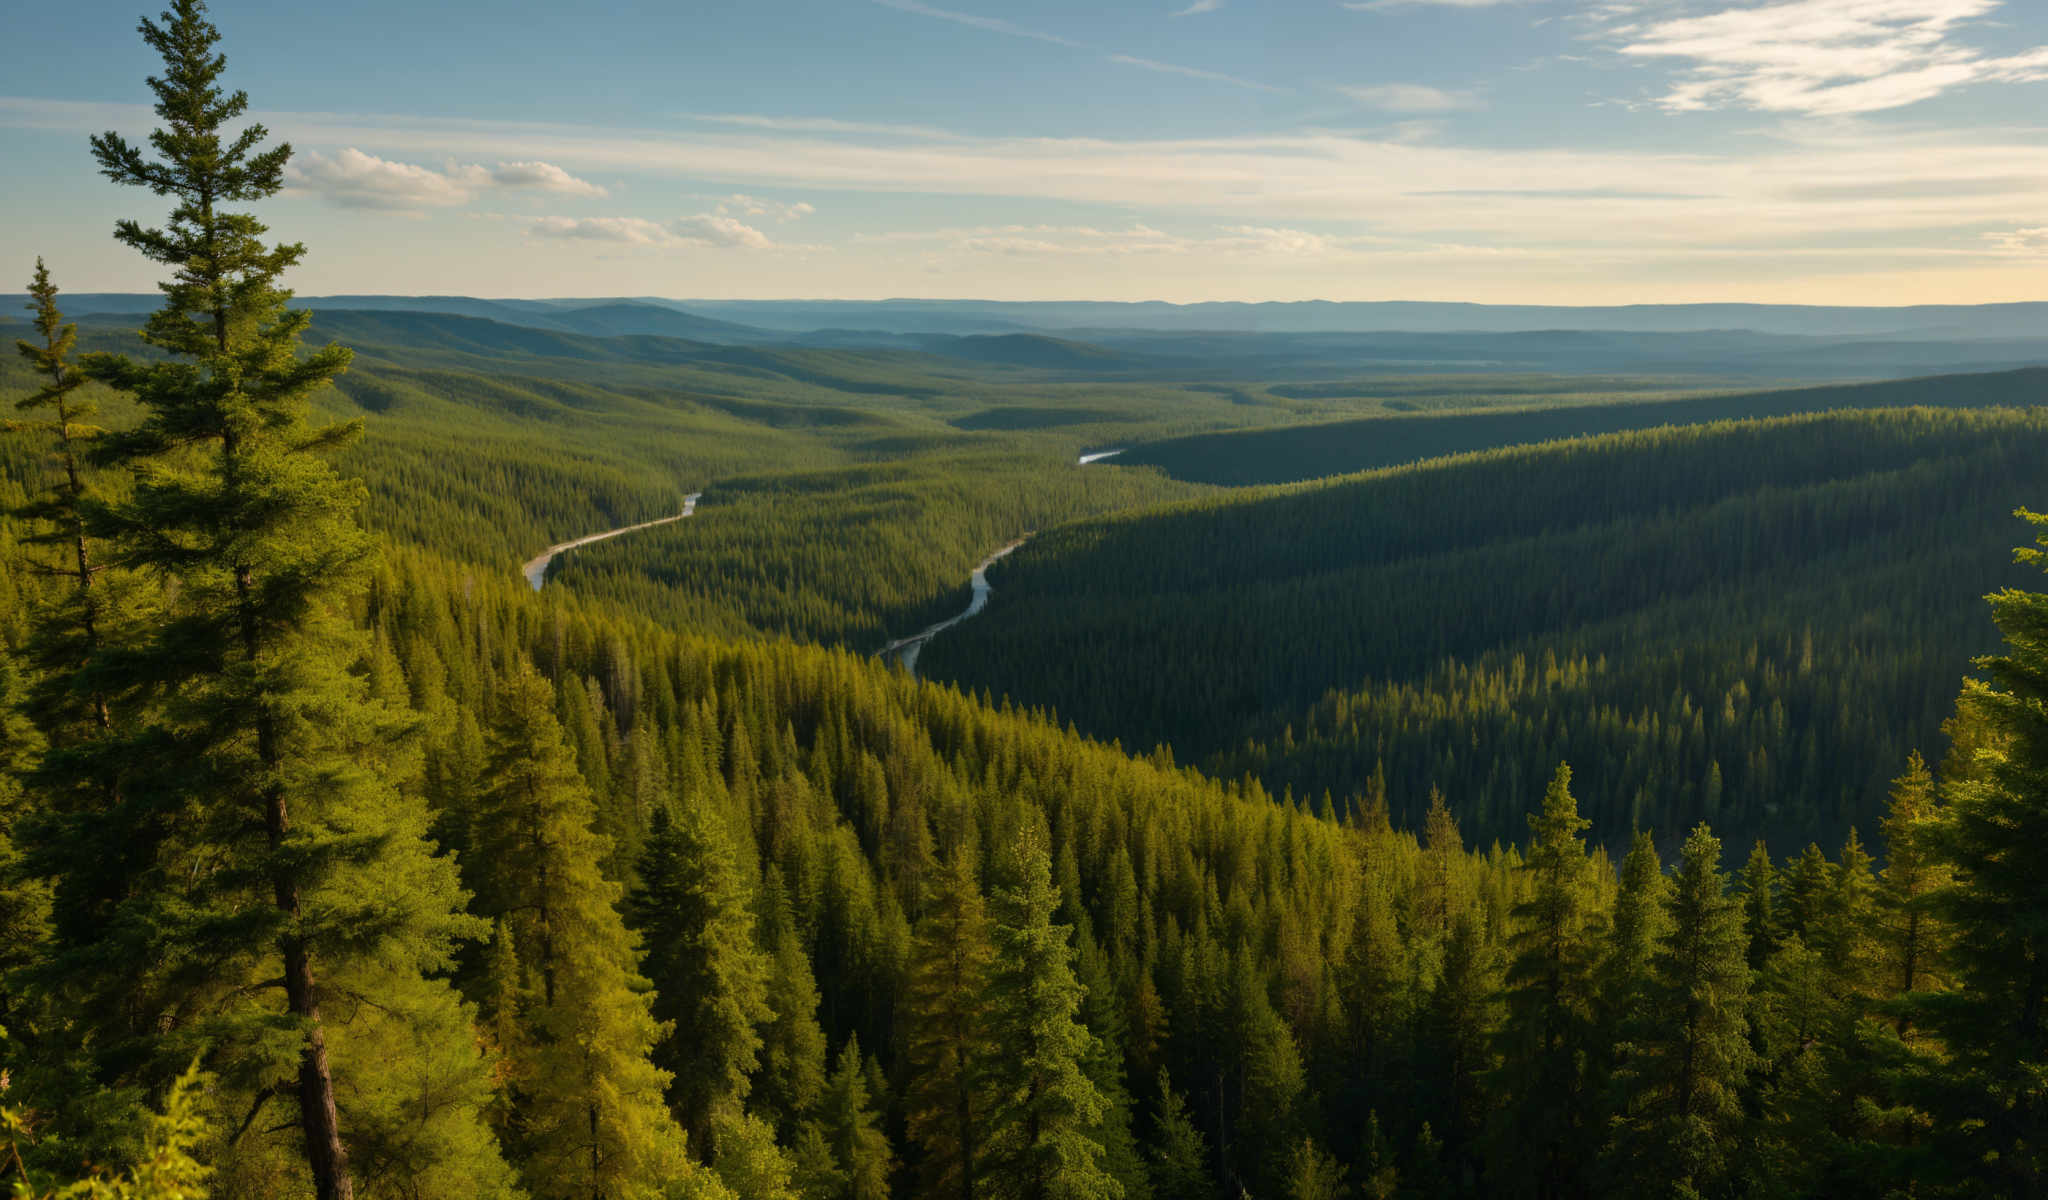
[5, 0, 2048, 303]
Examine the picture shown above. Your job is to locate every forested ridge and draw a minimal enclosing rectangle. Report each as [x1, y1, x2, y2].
[926, 408, 2047, 852]
[11, 5, 2048, 1200]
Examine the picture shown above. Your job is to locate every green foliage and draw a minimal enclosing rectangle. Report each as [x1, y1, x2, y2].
[981, 829, 1119, 1200]
[469, 667, 684, 1199]
[627, 800, 774, 1156]
[1913, 508, 2048, 1196]
[1610, 825, 1753, 1199]
[1491, 764, 1601, 1198]
[903, 848, 995, 1200]
[4, 1066, 211, 1200]
[816, 1037, 893, 1200]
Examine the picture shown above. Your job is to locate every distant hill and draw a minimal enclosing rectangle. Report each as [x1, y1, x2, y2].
[44, 293, 2048, 338]
[909, 332, 1130, 369]
[679, 298, 2048, 339]
[526, 302, 776, 342]
[1117, 366, 2048, 485]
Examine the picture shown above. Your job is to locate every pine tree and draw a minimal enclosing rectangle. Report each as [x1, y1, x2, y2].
[904, 847, 995, 1200]
[626, 799, 774, 1157]
[755, 883, 830, 1137]
[1916, 509, 2048, 1195]
[980, 827, 1121, 1200]
[471, 667, 691, 1199]
[1146, 1071, 1214, 1200]
[1610, 824, 1752, 1199]
[1282, 1137, 1346, 1200]
[818, 1036, 894, 1200]
[10, 261, 111, 736]
[1492, 764, 1599, 1199]
[1876, 753, 1946, 1010]
[1417, 907, 1498, 1190]
[1737, 841, 1780, 972]
[34, 5, 502, 1193]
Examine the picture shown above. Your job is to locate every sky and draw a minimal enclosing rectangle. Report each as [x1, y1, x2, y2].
[4, 0, 2048, 304]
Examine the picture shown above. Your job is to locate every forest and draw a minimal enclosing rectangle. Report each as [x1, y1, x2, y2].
[7, 5, 2048, 1200]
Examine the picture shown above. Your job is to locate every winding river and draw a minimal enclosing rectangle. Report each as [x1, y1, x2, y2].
[521, 492, 701, 591]
[879, 537, 1030, 677]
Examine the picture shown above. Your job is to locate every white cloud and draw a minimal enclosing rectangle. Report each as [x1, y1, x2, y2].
[716, 193, 817, 221]
[530, 212, 776, 250]
[1610, 0, 2048, 115]
[484, 160, 607, 196]
[290, 149, 478, 210]
[1337, 83, 1486, 111]
[1173, 0, 1225, 15]
[288, 148, 606, 209]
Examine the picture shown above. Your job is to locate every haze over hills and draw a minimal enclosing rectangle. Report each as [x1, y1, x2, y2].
[37, 293, 2048, 338]
[20, 295, 2048, 383]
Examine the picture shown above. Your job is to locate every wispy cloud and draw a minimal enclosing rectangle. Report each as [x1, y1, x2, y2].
[531, 212, 775, 249]
[716, 193, 816, 221]
[1609, 0, 2048, 115]
[859, 222, 1396, 257]
[287, 148, 606, 210]
[1108, 54, 1287, 92]
[1337, 83, 1486, 111]
[871, 0, 1084, 47]
[1341, 0, 1536, 10]
[872, 1, 1282, 90]
[1173, 0, 1225, 15]
[17, 96, 2048, 266]
[1984, 226, 2048, 255]
[683, 112, 964, 140]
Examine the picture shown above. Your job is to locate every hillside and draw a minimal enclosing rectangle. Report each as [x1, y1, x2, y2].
[923, 405, 2048, 852]
[1115, 366, 2048, 485]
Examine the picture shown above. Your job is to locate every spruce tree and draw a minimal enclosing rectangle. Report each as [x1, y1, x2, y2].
[35, 5, 502, 1194]
[1917, 509, 2048, 1195]
[626, 799, 774, 1157]
[1737, 841, 1780, 972]
[1876, 752, 1946, 1010]
[470, 667, 692, 1198]
[1610, 824, 1752, 1199]
[1146, 1071, 1214, 1200]
[10, 261, 112, 736]
[904, 847, 995, 1200]
[755, 881, 830, 1137]
[818, 1036, 894, 1200]
[1492, 764, 1598, 1199]
[980, 827, 1120, 1200]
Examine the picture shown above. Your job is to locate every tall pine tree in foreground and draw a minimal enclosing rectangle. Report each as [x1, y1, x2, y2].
[27, 3, 503, 1194]
[470, 668, 694, 1199]
[980, 827, 1119, 1200]
[1610, 824, 1752, 1199]
[1492, 764, 1599, 1199]
[904, 846, 996, 1200]
[627, 797, 774, 1159]
[1917, 509, 2048, 1196]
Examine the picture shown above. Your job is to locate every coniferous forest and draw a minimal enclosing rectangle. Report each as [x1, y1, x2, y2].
[10, 5, 2048, 1200]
